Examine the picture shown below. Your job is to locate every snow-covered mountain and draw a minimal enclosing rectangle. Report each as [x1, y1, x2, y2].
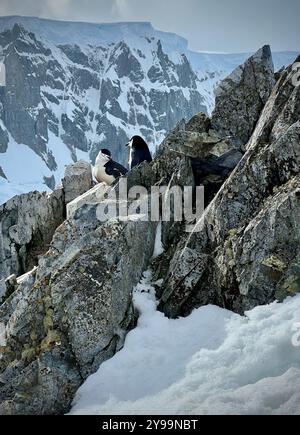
[0, 16, 298, 204]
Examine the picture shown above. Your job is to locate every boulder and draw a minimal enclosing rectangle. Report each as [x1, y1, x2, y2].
[62, 160, 93, 205]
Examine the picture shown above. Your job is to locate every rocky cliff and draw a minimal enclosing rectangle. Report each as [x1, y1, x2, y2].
[0, 48, 299, 415]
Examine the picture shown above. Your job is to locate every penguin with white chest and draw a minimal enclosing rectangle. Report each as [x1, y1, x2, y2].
[93, 149, 128, 186]
[126, 136, 152, 170]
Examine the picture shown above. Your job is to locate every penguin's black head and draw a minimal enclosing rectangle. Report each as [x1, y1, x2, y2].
[126, 136, 149, 150]
[101, 149, 112, 158]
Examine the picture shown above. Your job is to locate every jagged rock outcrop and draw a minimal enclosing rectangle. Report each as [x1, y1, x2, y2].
[211, 45, 275, 148]
[248, 54, 300, 148]
[0, 191, 157, 414]
[159, 55, 300, 317]
[0, 189, 65, 301]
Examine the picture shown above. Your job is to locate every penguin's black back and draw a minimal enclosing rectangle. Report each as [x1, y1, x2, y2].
[105, 159, 128, 178]
[130, 136, 152, 169]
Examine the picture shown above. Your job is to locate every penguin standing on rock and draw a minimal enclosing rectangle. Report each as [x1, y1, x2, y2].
[126, 136, 152, 170]
[93, 149, 128, 186]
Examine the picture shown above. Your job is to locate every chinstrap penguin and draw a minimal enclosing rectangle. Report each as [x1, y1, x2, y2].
[126, 136, 152, 170]
[93, 149, 128, 185]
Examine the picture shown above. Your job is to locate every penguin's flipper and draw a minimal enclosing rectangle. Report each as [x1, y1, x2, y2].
[112, 161, 128, 176]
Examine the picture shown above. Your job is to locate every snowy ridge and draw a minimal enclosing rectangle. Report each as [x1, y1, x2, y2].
[0, 16, 296, 69]
[0, 17, 188, 52]
[70, 271, 300, 415]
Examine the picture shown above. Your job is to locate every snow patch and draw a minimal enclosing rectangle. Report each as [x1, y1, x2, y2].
[152, 221, 164, 259]
[70, 278, 300, 415]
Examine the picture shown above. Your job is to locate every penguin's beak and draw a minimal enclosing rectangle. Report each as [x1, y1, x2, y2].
[125, 142, 130, 147]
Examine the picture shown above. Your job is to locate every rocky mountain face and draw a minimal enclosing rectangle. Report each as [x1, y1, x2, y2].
[0, 47, 299, 415]
[0, 16, 297, 204]
[0, 18, 207, 198]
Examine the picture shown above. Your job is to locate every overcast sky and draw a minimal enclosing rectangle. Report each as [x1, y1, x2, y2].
[0, 0, 299, 52]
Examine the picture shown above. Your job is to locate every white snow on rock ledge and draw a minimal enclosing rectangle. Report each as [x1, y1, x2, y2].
[70, 274, 300, 415]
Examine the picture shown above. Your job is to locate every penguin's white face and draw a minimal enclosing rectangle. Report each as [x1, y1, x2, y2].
[96, 151, 111, 165]
[93, 151, 115, 185]
[128, 139, 134, 148]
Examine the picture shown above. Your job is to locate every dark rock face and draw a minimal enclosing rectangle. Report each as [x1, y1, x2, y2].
[0, 166, 7, 180]
[248, 54, 300, 148]
[61, 114, 89, 153]
[109, 41, 144, 83]
[43, 175, 55, 190]
[211, 45, 275, 149]
[0, 125, 9, 153]
[58, 44, 90, 67]
[148, 87, 205, 135]
[0, 25, 52, 158]
[159, 113, 243, 205]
